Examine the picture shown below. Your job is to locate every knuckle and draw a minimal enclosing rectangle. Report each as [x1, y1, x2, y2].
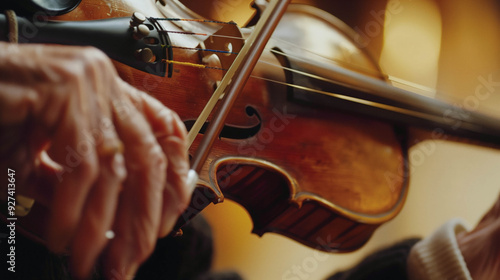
[133, 229, 157, 263]
[158, 106, 187, 139]
[129, 141, 166, 193]
[148, 145, 168, 187]
[110, 153, 127, 184]
[80, 47, 108, 64]
[79, 47, 115, 76]
[63, 64, 84, 85]
[76, 155, 99, 184]
[56, 65, 86, 97]
[146, 142, 167, 169]
[154, 143, 168, 164]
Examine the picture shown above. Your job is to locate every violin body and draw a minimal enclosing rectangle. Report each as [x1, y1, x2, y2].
[176, 6, 407, 251]
[6, 0, 410, 252]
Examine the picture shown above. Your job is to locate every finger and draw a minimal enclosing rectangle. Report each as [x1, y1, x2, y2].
[23, 151, 59, 207]
[0, 83, 52, 200]
[131, 89, 191, 236]
[45, 109, 99, 253]
[42, 48, 113, 254]
[158, 135, 190, 236]
[69, 118, 127, 279]
[103, 98, 167, 278]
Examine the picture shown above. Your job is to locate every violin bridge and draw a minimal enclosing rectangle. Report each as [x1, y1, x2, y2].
[199, 22, 244, 74]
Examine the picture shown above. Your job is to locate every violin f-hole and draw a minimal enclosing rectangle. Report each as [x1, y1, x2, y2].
[183, 106, 262, 140]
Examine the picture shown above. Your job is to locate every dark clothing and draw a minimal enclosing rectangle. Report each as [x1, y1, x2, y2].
[0, 215, 241, 280]
[327, 238, 421, 280]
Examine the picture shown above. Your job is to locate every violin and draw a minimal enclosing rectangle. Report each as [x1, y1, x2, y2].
[1, 0, 500, 255]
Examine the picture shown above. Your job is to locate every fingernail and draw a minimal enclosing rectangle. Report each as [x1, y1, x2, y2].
[186, 169, 198, 193]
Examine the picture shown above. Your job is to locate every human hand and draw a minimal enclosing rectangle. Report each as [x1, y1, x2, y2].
[0, 42, 193, 279]
[457, 193, 500, 280]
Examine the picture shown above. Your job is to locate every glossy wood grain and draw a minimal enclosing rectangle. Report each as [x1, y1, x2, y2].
[12, 0, 408, 252]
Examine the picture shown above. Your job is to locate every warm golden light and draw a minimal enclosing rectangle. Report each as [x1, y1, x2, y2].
[204, 1, 500, 279]
[380, 0, 442, 97]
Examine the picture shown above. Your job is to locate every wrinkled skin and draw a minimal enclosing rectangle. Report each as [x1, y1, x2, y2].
[0, 42, 192, 279]
[457, 194, 500, 280]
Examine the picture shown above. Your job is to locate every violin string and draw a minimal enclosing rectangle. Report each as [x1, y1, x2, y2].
[158, 30, 208, 36]
[151, 17, 237, 26]
[160, 55, 383, 113]
[165, 52, 500, 121]
[165, 25, 490, 112]
[265, 38, 490, 107]
[387, 75, 437, 95]
[256, 57, 341, 87]
[249, 75, 451, 124]
[161, 21, 484, 101]
[166, 45, 239, 55]
[164, 56, 492, 127]
[159, 49, 379, 101]
[185, 32, 373, 72]
[264, 47, 500, 117]
[162, 59, 227, 71]
[160, 41, 429, 106]
[160, 47, 376, 103]
[268, 36, 387, 79]
[186, 32, 440, 95]
[160, 28, 500, 137]
[160, 51, 451, 124]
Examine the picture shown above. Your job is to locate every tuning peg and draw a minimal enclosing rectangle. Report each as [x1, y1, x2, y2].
[130, 12, 146, 27]
[135, 48, 156, 63]
[132, 24, 150, 40]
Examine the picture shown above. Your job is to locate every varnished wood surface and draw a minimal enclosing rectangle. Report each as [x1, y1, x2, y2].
[6, 0, 499, 271]
[53, 0, 408, 251]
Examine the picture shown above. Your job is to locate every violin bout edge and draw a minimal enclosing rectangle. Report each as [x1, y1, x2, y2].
[213, 156, 409, 252]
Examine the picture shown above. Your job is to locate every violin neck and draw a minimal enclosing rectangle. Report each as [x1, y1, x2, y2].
[283, 55, 500, 149]
[406, 127, 500, 152]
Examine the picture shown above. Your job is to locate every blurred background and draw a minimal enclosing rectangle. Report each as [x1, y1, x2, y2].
[199, 0, 500, 279]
